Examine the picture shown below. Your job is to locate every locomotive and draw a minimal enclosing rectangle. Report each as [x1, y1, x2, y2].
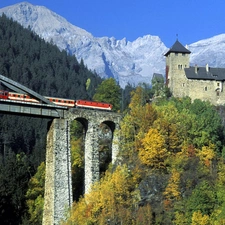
[0, 90, 113, 111]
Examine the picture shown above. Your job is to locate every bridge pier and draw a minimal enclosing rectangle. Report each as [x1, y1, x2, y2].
[42, 119, 72, 225]
[84, 121, 100, 193]
[112, 123, 120, 164]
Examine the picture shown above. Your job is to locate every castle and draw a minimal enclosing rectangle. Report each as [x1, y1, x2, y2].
[165, 40, 225, 105]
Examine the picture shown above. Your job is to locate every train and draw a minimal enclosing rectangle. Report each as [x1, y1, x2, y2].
[0, 90, 113, 111]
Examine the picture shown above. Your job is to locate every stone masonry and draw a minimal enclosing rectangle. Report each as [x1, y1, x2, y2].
[165, 40, 225, 105]
[42, 108, 122, 224]
[42, 119, 72, 225]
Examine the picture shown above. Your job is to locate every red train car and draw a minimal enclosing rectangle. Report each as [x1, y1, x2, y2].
[75, 100, 112, 110]
[0, 90, 9, 99]
[0, 90, 112, 110]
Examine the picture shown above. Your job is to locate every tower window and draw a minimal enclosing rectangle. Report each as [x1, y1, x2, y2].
[175, 53, 178, 56]
[204, 87, 207, 91]
[182, 53, 185, 56]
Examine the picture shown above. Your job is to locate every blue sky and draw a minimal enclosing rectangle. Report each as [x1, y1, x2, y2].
[0, 0, 225, 47]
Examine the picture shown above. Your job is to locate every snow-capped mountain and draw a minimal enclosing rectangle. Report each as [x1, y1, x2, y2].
[189, 34, 225, 68]
[0, 2, 167, 87]
[0, 2, 225, 88]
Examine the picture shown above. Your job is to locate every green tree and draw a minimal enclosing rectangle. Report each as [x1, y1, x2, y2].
[185, 180, 217, 223]
[26, 162, 45, 225]
[93, 78, 121, 111]
[0, 151, 31, 225]
[151, 74, 165, 97]
[188, 99, 223, 150]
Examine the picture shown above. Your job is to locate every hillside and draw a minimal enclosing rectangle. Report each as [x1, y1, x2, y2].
[64, 93, 225, 225]
[0, 14, 103, 225]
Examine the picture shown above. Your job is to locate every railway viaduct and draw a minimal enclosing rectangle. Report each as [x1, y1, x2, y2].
[0, 75, 122, 225]
[43, 109, 121, 225]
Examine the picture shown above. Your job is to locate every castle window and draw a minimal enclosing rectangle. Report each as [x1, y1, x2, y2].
[217, 91, 220, 96]
[178, 65, 183, 69]
[182, 83, 185, 87]
[182, 53, 185, 56]
[217, 82, 220, 87]
[204, 87, 207, 91]
[175, 53, 178, 56]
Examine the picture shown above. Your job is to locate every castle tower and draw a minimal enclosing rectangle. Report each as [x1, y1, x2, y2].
[164, 40, 191, 97]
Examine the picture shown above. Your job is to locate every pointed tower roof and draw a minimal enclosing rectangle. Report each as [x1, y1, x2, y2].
[164, 40, 191, 56]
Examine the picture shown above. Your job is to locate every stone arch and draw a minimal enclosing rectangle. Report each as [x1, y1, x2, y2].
[103, 120, 116, 132]
[99, 120, 120, 164]
[97, 120, 115, 174]
[74, 117, 88, 132]
[69, 117, 88, 200]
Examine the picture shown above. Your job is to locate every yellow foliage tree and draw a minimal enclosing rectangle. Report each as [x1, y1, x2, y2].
[139, 128, 168, 169]
[153, 118, 180, 153]
[191, 211, 210, 225]
[196, 143, 215, 167]
[129, 86, 157, 134]
[163, 169, 181, 209]
[64, 165, 140, 225]
[173, 211, 188, 225]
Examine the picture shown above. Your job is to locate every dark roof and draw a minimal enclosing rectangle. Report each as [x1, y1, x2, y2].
[153, 73, 164, 80]
[185, 66, 225, 81]
[164, 40, 191, 56]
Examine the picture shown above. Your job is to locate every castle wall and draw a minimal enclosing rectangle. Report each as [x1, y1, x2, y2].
[186, 79, 225, 105]
[166, 52, 190, 97]
[166, 48, 225, 105]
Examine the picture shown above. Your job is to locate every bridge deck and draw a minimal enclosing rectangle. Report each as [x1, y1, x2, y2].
[0, 99, 67, 118]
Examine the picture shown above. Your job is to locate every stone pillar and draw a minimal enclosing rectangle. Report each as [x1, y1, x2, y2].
[42, 119, 72, 225]
[84, 121, 100, 193]
[112, 123, 120, 164]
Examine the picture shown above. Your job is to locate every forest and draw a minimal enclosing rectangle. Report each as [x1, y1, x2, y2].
[1, 14, 225, 225]
[63, 89, 225, 225]
[0, 14, 131, 224]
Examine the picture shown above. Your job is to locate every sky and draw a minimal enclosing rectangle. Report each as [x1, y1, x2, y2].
[0, 0, 225, 47]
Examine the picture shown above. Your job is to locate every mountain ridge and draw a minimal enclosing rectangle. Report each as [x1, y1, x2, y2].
[1, 2, 225, 87]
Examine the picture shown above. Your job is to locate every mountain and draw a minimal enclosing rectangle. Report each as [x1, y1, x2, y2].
[189, 34, 225, 68]
[0, 2, 225, 88]
[0, 2, 167, 88]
